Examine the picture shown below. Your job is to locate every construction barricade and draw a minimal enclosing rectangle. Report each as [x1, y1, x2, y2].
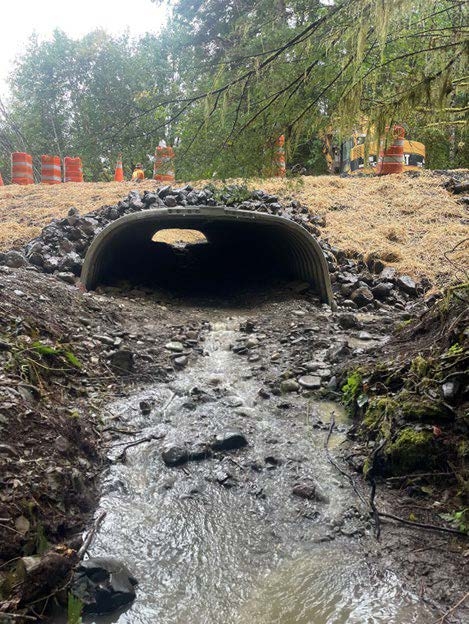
[12, 152, 34, 185]
[153, 144, 175, 183]
[41, 155, 62, 184]
[274, 135, 286, 177]
[114, 155, 124, 181]
[64, 157, 84, 183]
[376, 126, 405, 175]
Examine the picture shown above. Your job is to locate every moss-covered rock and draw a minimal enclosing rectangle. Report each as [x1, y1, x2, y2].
[361, 396, 398, 438]
[385, 428, 436, 475]
[397, 389, 452, 422]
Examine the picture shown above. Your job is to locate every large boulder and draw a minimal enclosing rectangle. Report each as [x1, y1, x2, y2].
[71, 557, 137, 615]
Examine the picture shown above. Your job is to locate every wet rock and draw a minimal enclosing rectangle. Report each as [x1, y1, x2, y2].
[351, 286, 374, 308]
[396, 275, 417, 296]
[71, 557, 137, 615]
[327, 341, 351, 363]
[174, 355, 188, 368]
[280, 379, 300, 393]
[3, 250, 28, 268]
[292, 482, 328, 503]
[298, 375, 321, 389]
[108, 350, 134, 375]
[139, 400, 152, 415]
[57, 271, 76, 285]
[162, 444, 188, 466]
[164, 195, 178, 207]
[357, 331, 373, 341]
[165, 341, 184, 352]
[58, 251, 83, 275]
[372, 282, 394, 300]
[28, 252, 45, 267]
[338, 313, 360, 329]
[211, 430, 248, 452]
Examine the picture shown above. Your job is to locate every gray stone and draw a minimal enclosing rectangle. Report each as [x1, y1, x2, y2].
[211, 430, 248, 452]
[303, 360, 321, 371]
[298, 375, 321, 389]
[71, 557, 137, 615]
[139, 400, 152, 415]
[164, 195, 178, 207]
[280, 379, 300, 393]
[108, 350, 134, 374]
[338, 313, 360, 329]
[372, 282, 394, 300]
[4, 250, 28, 268]
[57, 271, 76, 285]
[379, 267, 397, 281]
[396, 275, 417, 296]
[292, 482, 328, 503]
[165, 341, 184, 352]
[174, 355, 188, 368]
[162, 444, 188, 466]
[351, 286, 374, 308]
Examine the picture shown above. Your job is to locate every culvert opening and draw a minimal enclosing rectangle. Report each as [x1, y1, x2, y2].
[81, 208, 334, 304]
[151, 229, 207, 245]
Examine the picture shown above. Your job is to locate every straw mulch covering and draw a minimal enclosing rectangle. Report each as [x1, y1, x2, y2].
[0, 174, 467, 288]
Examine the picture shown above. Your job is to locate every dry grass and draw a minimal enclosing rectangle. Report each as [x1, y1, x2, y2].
[0, 174, 467, 288]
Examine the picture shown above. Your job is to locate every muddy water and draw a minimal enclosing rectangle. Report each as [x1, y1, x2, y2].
[85, 315, 433, 624]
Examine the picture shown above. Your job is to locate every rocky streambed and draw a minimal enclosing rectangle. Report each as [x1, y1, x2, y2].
[66, 299, 435, 624]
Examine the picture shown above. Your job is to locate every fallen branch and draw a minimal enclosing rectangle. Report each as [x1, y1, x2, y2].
[113, 433, 165, 461]
[432, 590, 469, 623]
[78, 510, 107, 559]
[378, 512, 469, 538]
[0, 614, 37, 621]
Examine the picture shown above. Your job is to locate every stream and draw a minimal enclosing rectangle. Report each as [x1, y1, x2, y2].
[81, 311, 433, 624]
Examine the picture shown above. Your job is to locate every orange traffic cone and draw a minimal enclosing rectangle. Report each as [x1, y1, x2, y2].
[0, 172, 4, 186]
[376, 125, 405, 175]
[114, 155, 124, 182]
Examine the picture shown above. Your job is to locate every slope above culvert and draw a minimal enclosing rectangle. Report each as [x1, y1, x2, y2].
[80, 206, 334, 305]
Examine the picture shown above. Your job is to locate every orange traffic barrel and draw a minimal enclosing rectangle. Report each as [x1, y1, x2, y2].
[41, 155, 62, 184]
[0, 172, 4, 186]
[114, 155, 124, 181]
[153, 145, 175, 183]
[64, 157, 84, 182]
[376, 126, 405, 175]
[274, 135, 286, 177]
[12, 152, 34, 185]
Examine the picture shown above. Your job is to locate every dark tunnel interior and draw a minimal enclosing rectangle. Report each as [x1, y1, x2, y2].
[81, 210, 334, 304]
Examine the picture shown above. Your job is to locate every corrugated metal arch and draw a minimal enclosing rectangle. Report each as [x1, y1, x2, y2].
[80, 206, 334, 306]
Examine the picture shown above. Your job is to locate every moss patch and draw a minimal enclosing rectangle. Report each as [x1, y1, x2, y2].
[385, 428, 436, 475]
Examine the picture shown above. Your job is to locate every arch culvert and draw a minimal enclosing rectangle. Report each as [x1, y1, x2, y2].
[81, 206, 334, 305]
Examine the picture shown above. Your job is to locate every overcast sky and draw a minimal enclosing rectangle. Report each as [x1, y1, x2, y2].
[0, 0, 167, 97]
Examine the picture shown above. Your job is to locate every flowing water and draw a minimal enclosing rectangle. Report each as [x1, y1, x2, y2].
[82, 314, 434, 624]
